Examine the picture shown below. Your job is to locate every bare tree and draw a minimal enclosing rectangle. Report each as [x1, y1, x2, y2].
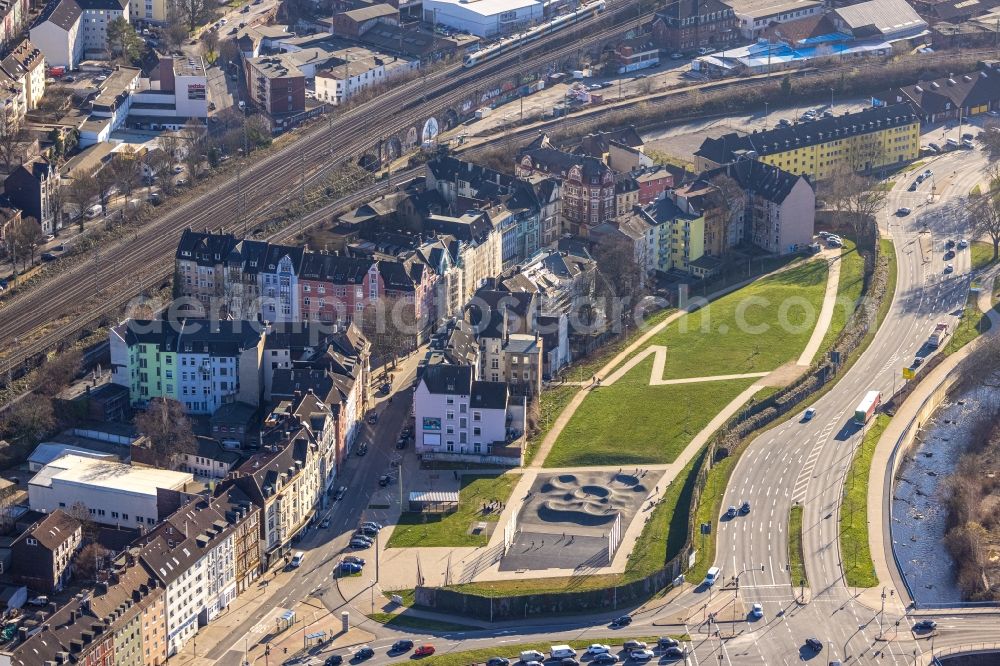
[826, 166, 889, 240]
[12, 215, 43, 267]
[135, 397, 197, 467]
[0, 110, 29, 173]
[169, 0, 209, 33]
[93, 165, 119, 209]
[163, 19, 189, 51]
[968, 162, 1000, 261]
[201, 28, 219, 62]
[2, 395, 55, 442]
[34, 348, 82, 396]
[181, 119, 205, 181]
[704, 173, 747, 259]
[110, 146, 143, 198]
[360, 294, 419, 368]
[72, 542, 111, 582]
[67, 169, 99, 231]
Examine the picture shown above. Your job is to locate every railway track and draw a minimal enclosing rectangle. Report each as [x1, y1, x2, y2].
[2, 20, 981, 383]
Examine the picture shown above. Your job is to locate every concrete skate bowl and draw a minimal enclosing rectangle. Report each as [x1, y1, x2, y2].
[537, 474, 647, 527]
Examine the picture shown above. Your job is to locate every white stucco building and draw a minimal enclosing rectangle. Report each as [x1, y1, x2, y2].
[28, 454, 193, 527]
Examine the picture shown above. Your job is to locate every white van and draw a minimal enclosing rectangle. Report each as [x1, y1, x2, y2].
[290, 551, 305, 567]
[550, 646, 577, 659]
[520, 650, 545, 663]
[704, 566, 721, 586]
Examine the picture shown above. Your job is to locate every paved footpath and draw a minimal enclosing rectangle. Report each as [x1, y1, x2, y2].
[862, 267, 1000, 614]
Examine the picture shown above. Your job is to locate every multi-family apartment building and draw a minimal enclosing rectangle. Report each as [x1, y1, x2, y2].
[4, 157, 60, 234]
[652, 0, 738, 53]
[465, 288, 543, 398]
[0, 0, 31, 53]
[2, 39, 45, 112]
[8, 509, 82, 593]
[516, 134, 616, 235]
[228, 429, 320, 568]
[109, 318, 266, 415]
[414, 364, 526, 466]
[135, 490, 256, 656]
[694, 102, 922, 181]
[30, 0, 128, 68]
[424, 211, 502, 312]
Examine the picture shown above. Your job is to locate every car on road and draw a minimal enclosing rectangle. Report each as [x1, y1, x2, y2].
[338, 561, 362, 574]
[657, 638, 679, 649]
[670, 52, 684, 59]
[726, 505, 738, 518]
[378, 474, 392, 487]
[913, 619, 937, 631]
[805, 637, 823, 651]
[361, 521, 383, 530]
[945, 250, 955, 260]
[945, 239, 956, 248]
[610, 614, 632, 627]
[333, 486, 347, 501]
[320, 518, 330, 528]
[628, 649, 655, 661]
[896, 207, 911, 216]
[520, 650, 545, 663]
[928, 142, 942, 152]
[777, 118, 791, 127]
[343, 555, 365, 565]
[586, 644, 611, 655]
[559, 659, 579, 666]
[622, 641, 647, 651]
[486, 658, 510, 666]
[963, 132, 975, 141]
[289, 551, 305, 567]
[390, 640, 413, 653]
[395, 437, 407, 449]
[908, 181, 918, 191]
[803, 407, 816, 421]
[912, 355, 925, 367]
[697, 46, 715, 55]
[663, 646, 685, 659]
[739, 500, 751, 514]
[945, 263, 954, 273]
[634, 73, 647, 79]
[85, 204, 103, 219]
[367, 412, 378, 425]
[600, 81, 614, 88]
[41, 252, 58, 262]
[43, 234, 55, 242]
[381, 382, 391, 394]
[353, 646, 374, 661]
[356, 525, 378, 537]
[958, 238, 969, 249]
[349, 537, 372, 549]
[592, 654, 619, 664]
[588, 83, 602, 91]
[751, 602, 764, 618]
[356, 442, 368, 456]
[324, 656, 343, 666]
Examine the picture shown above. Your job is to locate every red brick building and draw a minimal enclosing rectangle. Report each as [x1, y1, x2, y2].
[652, 0, 738, 54]
[298, 254, 382, 324]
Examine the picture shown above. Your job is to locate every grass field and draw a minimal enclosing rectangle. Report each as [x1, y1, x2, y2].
[419, 637, 685, 666]
[523, 384, 577, 466]
[788, 504, 807, 589]
[644, 260, 829, 380]
[686, 454, 736, 583]
[544, 369, 757, 467]
[971, 241, 998, 271]
[943, 293, 991, 355]
[840, 414, 890, 588]
[564, 308, 677, 380]
[386, 474, 519, 548]
[817, 240, 866, 357]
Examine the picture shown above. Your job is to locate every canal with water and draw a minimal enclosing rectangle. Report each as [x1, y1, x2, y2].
[890, 383, 1000, 606]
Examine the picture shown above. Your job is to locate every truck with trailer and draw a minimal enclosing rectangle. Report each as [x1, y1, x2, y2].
[854, 390, 882, 425]
[928, 322, 949, 348]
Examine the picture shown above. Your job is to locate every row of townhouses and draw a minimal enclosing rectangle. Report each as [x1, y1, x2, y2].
[3, 392, 344, 664]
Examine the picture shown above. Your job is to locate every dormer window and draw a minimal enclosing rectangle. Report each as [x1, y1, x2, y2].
[26, 537, 37, 546]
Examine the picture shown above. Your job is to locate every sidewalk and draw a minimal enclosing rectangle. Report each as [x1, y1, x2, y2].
[863, 269, 1000, 613]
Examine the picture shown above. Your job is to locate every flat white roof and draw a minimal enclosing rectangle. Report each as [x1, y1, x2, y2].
[29, 454, 191, 496]
[425, 0, 541, 18]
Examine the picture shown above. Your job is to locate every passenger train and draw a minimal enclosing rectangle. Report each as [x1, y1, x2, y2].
[462, 0, 607, 68]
